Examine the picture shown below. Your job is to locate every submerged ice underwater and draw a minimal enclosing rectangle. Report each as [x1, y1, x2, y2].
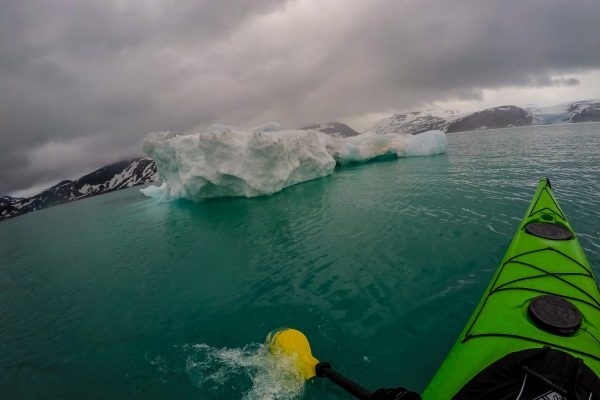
[1, 123, 600, 399]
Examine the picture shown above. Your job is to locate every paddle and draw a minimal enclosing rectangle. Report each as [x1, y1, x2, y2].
[266, 328, 374, 400]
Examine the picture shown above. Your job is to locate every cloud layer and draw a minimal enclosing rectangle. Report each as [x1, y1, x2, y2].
[2, 0, 600, 194]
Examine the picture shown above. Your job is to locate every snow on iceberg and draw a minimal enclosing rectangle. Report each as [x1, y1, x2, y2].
[141, 126, 447, 201]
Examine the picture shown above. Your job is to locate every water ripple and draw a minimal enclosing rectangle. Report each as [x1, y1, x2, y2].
[1, 123, 600, 398]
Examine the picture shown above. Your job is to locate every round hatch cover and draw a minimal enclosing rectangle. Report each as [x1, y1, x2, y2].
[525, 222, 573, 240]
[528, 295, 581, 336]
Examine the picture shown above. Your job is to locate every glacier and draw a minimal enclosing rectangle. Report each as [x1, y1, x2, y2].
[141, 126, 447, 201]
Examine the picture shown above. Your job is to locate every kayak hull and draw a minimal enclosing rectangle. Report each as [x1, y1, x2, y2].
[423, 178, 600, 399]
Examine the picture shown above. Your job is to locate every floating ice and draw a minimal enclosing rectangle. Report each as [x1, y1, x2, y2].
[141, 125, 447, 201]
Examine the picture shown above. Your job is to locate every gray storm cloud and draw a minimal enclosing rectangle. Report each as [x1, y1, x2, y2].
[1, 0, 600, 194]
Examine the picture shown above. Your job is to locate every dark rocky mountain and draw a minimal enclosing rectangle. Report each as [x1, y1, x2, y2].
[367, 110, 459, 135]
[446, 106, 533, 133]
[300, 122, 360, 137]
[369, 106, 532, 135]
[567, 100, 600, 123]
[1, 158, 158, 221]
[369, 99, 600, 136]
[393, 115, 449, 135]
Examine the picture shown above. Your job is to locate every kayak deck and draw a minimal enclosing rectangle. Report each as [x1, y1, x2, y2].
[423, 178, 600, 399]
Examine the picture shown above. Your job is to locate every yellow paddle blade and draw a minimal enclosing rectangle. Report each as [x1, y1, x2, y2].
[266, 328, 319, 380]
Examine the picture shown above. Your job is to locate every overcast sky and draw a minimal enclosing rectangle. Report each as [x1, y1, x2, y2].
[2, 0, 600, 196]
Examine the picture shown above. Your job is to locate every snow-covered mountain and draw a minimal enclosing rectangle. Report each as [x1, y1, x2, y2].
[0, 122, 359, 221]
[3, 98, 598, 221]
[367, 99, 600, 136]
[368, 106, 533, 135]
[446, 106, 532, 132]
[366, 109, 461, 135]
[526, 99, 600, 125]
[0, 158, 158, 221]
[299, 121, 360, 137]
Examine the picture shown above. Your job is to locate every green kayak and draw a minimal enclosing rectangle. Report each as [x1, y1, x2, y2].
[423, 178, 600, 399]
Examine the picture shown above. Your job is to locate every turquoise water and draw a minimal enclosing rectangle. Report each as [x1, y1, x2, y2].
[1, 123, 600, 399]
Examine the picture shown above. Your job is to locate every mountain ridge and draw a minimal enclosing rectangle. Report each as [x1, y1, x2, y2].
[367, 99, 600, 135]
[299, 121, 360, 137]
[1, 158, 158, 221]
[3, 98, 599, 221]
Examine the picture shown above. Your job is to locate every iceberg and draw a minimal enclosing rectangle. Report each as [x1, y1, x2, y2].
[141, 126, 447, 201]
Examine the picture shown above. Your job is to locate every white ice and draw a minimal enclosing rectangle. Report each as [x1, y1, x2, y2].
[141, 125, 447, 201]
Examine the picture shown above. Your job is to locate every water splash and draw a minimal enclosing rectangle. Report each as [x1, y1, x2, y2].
[150, 343, 306, 400]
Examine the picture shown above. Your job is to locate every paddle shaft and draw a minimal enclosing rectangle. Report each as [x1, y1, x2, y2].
[316, 362, 373, 400]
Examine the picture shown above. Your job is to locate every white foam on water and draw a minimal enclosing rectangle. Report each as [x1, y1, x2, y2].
[181, 343, 305, 400]
[141, 125, 447, 201]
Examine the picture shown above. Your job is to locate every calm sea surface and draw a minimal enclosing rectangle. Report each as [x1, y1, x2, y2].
[1, 123, 600, 399]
